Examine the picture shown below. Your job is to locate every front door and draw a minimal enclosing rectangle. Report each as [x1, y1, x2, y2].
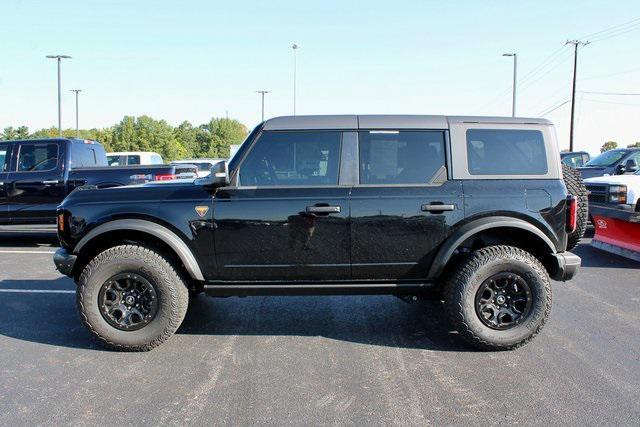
[213, 130, 350, 281]
[350, 130, 464, 281]
[7, 141, 65, 224]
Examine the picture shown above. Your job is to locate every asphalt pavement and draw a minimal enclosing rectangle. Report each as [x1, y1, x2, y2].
[0, 230, 638, 425]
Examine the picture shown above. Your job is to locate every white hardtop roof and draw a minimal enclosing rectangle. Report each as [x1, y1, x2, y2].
[263, 115, 551, 130]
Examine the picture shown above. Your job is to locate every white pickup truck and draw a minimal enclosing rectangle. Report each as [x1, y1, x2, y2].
[584, 171, 640, 262]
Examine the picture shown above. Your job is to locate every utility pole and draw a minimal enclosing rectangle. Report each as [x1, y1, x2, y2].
[566, 40, 589, 151]
[502, 53, 517, 117]
[46, 55, 72, 136]
[256, 90, 270, 122]
[292, 43, 299, 115]
[70, 89, 82, 137]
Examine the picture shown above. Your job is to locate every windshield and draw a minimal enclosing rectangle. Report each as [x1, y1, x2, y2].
[585, 150, 626, 167]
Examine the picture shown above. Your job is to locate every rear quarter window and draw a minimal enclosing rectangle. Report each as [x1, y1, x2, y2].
[466, 129, 547, 175]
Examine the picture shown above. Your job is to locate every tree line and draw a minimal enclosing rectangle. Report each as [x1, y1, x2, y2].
[1, 116, 249, 161]
[601, 141, 640, 153]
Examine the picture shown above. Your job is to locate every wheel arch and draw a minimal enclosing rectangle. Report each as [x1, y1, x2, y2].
[73, 219, 204, 282]
[427, 216, 557, 280]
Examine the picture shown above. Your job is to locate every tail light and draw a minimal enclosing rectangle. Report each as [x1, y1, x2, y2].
[154, 174, 177, 181]
[566, 195, 577, 233]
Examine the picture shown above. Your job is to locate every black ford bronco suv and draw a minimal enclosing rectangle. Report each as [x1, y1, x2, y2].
[54, 115, 582, 351]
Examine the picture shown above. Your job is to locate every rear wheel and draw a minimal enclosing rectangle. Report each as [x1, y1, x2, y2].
[77, 244, 189, 351]
[444, 245, 551, 351]
[562, 164, 588, 250]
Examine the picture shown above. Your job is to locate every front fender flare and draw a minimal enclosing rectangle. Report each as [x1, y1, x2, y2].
[426, 216, 557, 280]
[74, 219, 204, 281]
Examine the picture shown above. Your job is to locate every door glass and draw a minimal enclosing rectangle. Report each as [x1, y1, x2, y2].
[239, 131, 342, 186]
[127, 155, 141, 165]
[17, 144, 59, 172]
[0, 146, 8, 172]
[359, 131, 445, 184]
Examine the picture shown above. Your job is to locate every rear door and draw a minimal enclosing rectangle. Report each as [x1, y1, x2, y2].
[350, 130, 464, 280]
[0, 142, 12, 223]
[213, 130, 351, 281]
[7, 141, 66, 224]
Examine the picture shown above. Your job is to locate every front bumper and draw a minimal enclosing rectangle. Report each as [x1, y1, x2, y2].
[53, 248, 77, 277]
[549, 251, 581, 281]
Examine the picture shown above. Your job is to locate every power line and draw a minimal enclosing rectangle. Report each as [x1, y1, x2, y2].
[579, 17, 640, 40]
[580, 91, 640, 96]
[537, 99, 570, 117]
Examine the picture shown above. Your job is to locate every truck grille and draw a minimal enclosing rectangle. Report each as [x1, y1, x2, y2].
[585, 184, 607, 204]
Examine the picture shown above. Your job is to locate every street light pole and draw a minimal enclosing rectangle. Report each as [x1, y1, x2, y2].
[256, 90, 270, 122]
[70, 89, 82, 138]
[292, 43, 299, 115]
[502, 53, 517, 117]
[46, 55, 72, 136]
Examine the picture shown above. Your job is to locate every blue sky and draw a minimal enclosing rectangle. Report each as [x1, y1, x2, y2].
[1, 0, 639, 154]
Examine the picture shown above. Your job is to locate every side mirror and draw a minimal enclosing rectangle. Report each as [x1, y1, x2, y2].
[616, 163, 626, 174]
[209, 160, 230, 187]
[624, 159, 638, 173]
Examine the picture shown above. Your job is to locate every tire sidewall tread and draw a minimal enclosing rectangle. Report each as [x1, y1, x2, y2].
[444, 245, 552, 351]
[77, 244, 189, 351]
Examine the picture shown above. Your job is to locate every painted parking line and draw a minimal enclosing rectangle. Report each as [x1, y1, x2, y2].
[0, 289, 74, 294]
[0, 250, 56, 254]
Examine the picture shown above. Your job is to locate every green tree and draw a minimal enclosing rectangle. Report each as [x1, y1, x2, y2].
[627, 142, 640, 148]
[1, 127, 17, 140]
[601, 141, 618, 153]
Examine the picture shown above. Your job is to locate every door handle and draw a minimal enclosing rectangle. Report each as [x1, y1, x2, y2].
[306, 205, 341, 214]
[42, 180, 60, 185]
[421, 203, 455, 212]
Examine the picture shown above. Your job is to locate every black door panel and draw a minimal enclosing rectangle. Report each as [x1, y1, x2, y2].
[213, 187, 351, 281]
[350, 182, 464, 280]
[7, 142, 65, 224]
[0, 142, 10, 223]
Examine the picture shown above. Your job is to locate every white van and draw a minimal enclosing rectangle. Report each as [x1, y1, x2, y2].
[107, 152, 164, 166]
[171, 158, 225, 177]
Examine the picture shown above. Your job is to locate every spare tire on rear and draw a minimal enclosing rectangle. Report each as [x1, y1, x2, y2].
[562, 164, 588, 250]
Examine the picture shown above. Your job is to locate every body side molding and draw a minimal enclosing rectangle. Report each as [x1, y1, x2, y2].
[427, 216, 557, 280]
[74, 219, 204, 281]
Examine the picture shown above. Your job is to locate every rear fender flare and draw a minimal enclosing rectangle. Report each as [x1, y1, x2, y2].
[74, 219, 204, 281]
[427, 216, 557, 280]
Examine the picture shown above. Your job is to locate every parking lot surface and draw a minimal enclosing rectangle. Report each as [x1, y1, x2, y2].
[0, 231, 638, 425]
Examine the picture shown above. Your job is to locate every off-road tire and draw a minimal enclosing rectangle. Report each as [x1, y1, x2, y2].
[444, 245, 552, 351]
[562, 164, 588, 250]
[77, 244, 189, 351]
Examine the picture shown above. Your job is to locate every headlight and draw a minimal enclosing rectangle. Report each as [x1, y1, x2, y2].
[609, 185, 627, 204]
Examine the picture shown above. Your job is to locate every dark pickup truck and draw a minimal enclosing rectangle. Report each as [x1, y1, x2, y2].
[0, 138, 186, 229]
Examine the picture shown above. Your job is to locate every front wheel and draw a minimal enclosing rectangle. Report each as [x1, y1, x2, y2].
[444, 245, 552, 351]
[77, 244, 189, 351]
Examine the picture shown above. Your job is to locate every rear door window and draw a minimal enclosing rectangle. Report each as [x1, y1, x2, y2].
[0, 144, 9, 172]
[71, 145, 97, 168]
[127, 155, 141, 165]
[466, 129, 547, 175]
[358, 131, 446, 184]
[239, 131, 342, 186]
[16, 143, 59, 172]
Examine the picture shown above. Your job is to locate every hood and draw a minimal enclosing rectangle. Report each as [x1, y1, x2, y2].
[584, 174, 640, 186]
[576, 167, 608, 179]
[61, 181, 208, 208]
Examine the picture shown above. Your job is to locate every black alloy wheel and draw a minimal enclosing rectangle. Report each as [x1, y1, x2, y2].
[98, 273, 159, 331]
[475, 272, 532, 330]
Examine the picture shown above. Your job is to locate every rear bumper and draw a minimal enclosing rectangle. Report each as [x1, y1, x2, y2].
[53, 248, 77, 277]
[549, 251, 581, 281]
